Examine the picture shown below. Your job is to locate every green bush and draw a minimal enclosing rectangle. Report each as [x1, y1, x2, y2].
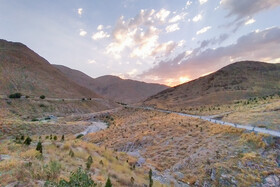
[76, 134, 84, 139]
[61, 135, 64, 141]
[54, 136, 57, 141]
[44, 161, 61, 180]
[45, 167, 96, 187]
[149, 169, 153, 187]
[9, 93, 22, 99]
[40, 95, 46, 99]
[36, 141, 43, 154]
[86, 156, 93, 170]
[69, 149, 75, 157]
[105, 177, 112, 187]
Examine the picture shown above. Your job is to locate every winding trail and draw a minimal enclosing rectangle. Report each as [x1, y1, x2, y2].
[136, 106, 280, 137]
[77, 121, 108, 136]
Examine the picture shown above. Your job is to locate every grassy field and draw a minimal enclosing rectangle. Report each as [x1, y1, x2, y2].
[0, 134, 164, 186]
[144, 93, 280, 131]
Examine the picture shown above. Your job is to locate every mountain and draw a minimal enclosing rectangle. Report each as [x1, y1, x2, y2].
[54, 65, 169, 103]
[144, 61, 280, 108]
[0, 39, 100, 98]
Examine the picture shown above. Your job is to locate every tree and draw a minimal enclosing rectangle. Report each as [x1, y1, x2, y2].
[105, 177, 112, 187]
[61, 135, 65, 141]
[9, 92, 22, 99]
[149, 169, 153, 187]
[54, 135, 57, 141]
[24, 136, 32, 145]
[40, 95, 46, 99]
[36, 141, 43, 154]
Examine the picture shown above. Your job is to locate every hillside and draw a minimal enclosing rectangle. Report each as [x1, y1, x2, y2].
[0, 39, 100, 98]
[54, 65, 169, 103]
[144, 61, 280, 109]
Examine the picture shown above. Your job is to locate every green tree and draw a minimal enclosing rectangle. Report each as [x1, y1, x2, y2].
[36, 141, 43, 154]
[149, 169, 153, 187]
[40, 95, 46, 99]
[54, 135, 57, 141]
[24, 136, 32, 146]
[105, 177, 112, 187]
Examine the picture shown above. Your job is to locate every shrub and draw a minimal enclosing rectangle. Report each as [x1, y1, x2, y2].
[105, 177, 112, 187]
[54, 136, 57, 141]
[40, 95, 46, 99]
[149, 169, 153, 187]
[9, 93, 22, 99]
[36, 141, 43, 154]
[45, 167, 96, 187]
[61, 135, 64, 141]
[86, 156, 93, 170]
[39, 104, 46, 107]
[69, 149, 75, 157]
[44, 161, 61, 180]
[76, 134, 84, 139]
[23, 136, 32, 146]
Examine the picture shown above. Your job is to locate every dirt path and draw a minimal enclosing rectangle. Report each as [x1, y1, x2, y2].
[136, 106, 280, 137]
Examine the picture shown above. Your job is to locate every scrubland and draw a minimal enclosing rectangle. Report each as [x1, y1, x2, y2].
[88, 107, 280, 186]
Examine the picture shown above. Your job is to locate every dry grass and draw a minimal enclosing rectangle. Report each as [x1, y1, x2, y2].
[0, 136, 152, 187]
[86, 107, 280, 186]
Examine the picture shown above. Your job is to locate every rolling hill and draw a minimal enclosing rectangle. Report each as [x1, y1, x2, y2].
[54, 65, 169, 103]
[144, 61, 280, 109]
[0, 39, 99, 98]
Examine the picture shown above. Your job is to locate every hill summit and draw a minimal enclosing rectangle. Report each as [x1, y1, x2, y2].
[144, 61, 280, 108]
[0, 39, 99, 98]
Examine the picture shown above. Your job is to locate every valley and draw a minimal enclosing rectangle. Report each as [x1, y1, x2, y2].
[1, 39, 280, 187]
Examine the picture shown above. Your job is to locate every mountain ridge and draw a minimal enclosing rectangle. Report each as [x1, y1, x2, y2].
[0, 39, 100, 98]
[144, 61, 280, 108]
[53, 64, 169, 103]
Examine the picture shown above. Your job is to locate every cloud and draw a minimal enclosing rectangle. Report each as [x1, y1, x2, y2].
[168, 12, 187, 23]
[199, 0, 208, 5]
[79, 29, 87, 36]
[88, 59, 96, 64]
[165, 23, 180, 33]
[196, 26, 211, 35]
[78, 8, 83, 16]
[220, 0, 280, 20]
[97, 25, 104, 31]
[105, 8, 179, 59]
[155, 9, 171, 22]
[192, 14, 202, 22]
[186, 1, 192, 7]
[245, 18, 256, 25]
[140, 27, 280, 85]
[199, 33, 229, 49]
[92, 31, 110, 40]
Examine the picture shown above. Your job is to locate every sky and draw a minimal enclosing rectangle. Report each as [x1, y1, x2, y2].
[0, 0, 280, 86]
